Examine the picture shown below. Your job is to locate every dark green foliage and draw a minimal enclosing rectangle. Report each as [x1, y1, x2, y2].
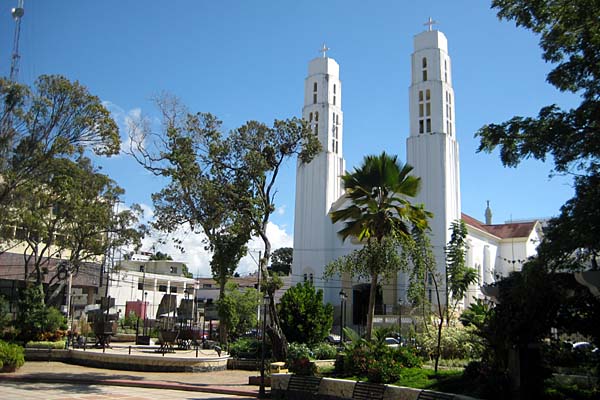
[288, 357, 317, 376]
[120, 311, 141, 329]
[216, 282, 258, 340]
[311, 342, 338, 360]
[15, 285, 67, 343]
[0, 296, 11, 334]
[287, 342, 313, 362]
[278, 281, 333, 345]
[478, 0, 600, 272]
[335, 328, 422, 384]
[0, 340, 25, 371]
[229, 337, 270, 359]
[270, 247, 292, 275]
[0, 75, 120, 205]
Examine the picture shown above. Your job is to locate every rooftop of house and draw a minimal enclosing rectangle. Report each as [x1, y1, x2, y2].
[462, 212, 538, 239]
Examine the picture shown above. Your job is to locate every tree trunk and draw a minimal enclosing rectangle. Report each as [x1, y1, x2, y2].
[218, 278, 228, 347]
[434, 315, 443, 373]
[366, 272, 378, 340]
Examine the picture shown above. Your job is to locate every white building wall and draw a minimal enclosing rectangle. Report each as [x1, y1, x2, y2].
[406, 30, 461, 304]
[293, 55, 346, 305]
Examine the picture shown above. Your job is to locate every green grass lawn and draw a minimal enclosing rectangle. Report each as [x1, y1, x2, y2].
[396, 367, 467, 393]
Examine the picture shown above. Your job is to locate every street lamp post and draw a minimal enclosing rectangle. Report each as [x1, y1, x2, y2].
[184, 289, 190, 328]
[143, 291, 148, 336]
[339, 290, 347, 344]
[259, 294, 269, 398]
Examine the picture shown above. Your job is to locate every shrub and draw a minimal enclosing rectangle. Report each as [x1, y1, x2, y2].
[416, 324, 483, 361]
[278, 282, 333, 345]
[312, 342, 338, 360]
[288, 357, 317, 376]
[229, 337, 272, 359]
[0, 340, 25, 372]
[25, 340, 66, 349]
[335, 341, 422, 384]
[366, 351, 401, 384]
[287, 342, 313, 363]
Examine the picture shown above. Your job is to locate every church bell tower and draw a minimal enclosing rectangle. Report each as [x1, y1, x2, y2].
[406, 23, 461, 300]
[292, 45, 345, 301]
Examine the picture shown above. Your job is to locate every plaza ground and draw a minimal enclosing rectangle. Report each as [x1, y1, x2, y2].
[0, 361, 260, 398]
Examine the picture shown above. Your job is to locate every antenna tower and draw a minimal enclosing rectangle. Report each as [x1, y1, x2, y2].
[9, 0, 25, 82]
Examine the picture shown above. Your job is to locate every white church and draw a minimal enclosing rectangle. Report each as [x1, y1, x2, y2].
[291, 25, 543, 330]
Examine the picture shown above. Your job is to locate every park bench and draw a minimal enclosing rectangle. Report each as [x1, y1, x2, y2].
[286, 375, 322, 400]
[352, 381, 386, 400]
[416, 390, 455, 400]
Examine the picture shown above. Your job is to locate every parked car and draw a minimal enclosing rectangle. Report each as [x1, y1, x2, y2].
[325, 334, 341, 344]
[384, 337, 400, 348]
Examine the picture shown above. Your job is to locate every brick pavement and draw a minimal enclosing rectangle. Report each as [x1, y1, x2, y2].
[0, 361, 262, 397]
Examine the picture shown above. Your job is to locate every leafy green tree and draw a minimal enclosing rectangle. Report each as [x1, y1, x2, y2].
[214, 118, 320, 360]
[329, 152, 430, 339]
[5, 156, 145, 302]
[149, 252, 173, 261]
[15, 285, 67, 343]
[0, 75, 119, 239]
[278, 281, 333, 345]
[477, 0, 600, 272]
[446, 220, 479, 322]
[271, 247, 292, 275]
[129, 98, 252, 345]
[475, 3, 600, 396]
[216, 282, 259, 341]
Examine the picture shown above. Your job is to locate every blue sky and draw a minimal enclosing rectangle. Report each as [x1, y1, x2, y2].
[0, 1, 577, 276]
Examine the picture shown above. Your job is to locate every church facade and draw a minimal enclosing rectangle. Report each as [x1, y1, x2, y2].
[292, 27, 542, 330]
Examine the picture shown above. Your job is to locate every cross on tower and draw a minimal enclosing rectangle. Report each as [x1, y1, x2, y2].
[424, 17, 438, 31]
[319, 43, 329, 58]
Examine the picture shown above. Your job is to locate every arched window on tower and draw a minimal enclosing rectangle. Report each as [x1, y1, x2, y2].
[309, 112, 313, 122]
[314, 112, 319, 135]
[333, 84, 337, 105]
[418, 89, 431, 134]
[313, 82, 318, 104]
[332, 112, 339, 154]
[444, 60, 448, 83]
[422, 57, 428, 81]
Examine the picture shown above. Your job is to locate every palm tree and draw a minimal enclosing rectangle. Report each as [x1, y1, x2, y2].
[330, 152, 430, 339]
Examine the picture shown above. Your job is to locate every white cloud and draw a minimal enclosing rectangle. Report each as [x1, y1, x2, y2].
[276, 205, 286, 216]
[136, 220, 293, 278]
[236, 222, 293, 276]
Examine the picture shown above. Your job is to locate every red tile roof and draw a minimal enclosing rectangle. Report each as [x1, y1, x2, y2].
[461, 212, 537, 239]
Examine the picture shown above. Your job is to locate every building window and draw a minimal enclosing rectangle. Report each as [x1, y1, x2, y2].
[422, 57, 428, 81]
[313, 82, 317, 92]
[333, 84, 337, 105]
[138, 282, 144, 290]
[314, 112, 319, 135]
[203, 283, 212, 288]
[332, 112, 339, 154]
[444, 60, 448, 83]
[418, 90, 431, 134]
[170, 286, 177, 293]
[169, 266, 177, 274]
[159, 285, 167, 292]
[313, 82, 318, 104]
[139, 266, 145, 273]
[309, 112, 313, 122]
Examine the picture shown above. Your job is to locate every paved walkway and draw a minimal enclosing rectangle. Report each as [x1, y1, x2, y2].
[0, 361, 262, 397]
[0, 380, 251, 400]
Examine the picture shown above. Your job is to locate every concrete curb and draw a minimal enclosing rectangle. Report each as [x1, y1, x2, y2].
[0, 374, 261, 397]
